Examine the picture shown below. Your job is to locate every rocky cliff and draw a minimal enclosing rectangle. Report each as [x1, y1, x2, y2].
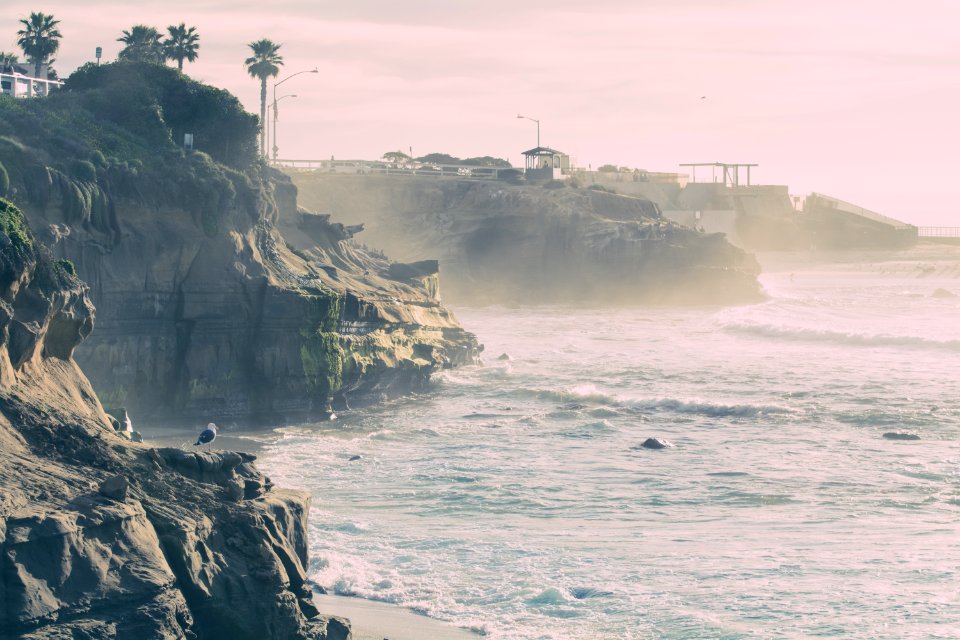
[0, 199, 348, 639]
[289, 174, 762, 305]
[0, 62, 478, 424]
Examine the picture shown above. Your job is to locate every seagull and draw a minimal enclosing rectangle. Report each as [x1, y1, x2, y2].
[194, 423, 218, 446]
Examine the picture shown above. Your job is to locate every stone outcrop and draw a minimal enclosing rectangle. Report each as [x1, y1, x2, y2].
[0, 62, 479, 425]
[0, 199, 348, 639]
[288, 175, 762, 305]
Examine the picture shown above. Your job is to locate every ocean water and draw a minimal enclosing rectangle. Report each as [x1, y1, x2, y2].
[260, 248, 960, 639]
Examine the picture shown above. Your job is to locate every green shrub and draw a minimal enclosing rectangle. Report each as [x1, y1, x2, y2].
[71, 159, 97, 182]
[56, 258, 76, 276]
[0, 198, 33, 254]
[89, 149, 107, 167]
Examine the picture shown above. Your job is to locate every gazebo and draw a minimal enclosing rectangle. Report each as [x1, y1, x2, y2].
[522, 147, 564, 181]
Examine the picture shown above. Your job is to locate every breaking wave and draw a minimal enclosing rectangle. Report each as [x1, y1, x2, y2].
[723, 322, 960, 352]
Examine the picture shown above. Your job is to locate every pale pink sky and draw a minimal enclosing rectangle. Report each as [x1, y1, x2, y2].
[5, 0, 959, 225]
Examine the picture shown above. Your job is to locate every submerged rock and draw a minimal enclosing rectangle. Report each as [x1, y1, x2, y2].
[883, 432, 921, 441]
[637, 437, 675, 450]
[569, 586, 614, 599]
[932, 288, 956, 299]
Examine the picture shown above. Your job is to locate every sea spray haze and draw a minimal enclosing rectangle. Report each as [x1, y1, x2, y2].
[261, 246, 960, 639]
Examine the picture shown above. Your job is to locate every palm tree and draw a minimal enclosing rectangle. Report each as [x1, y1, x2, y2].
[244, 39, 283, 157]
[117, 25, 164, 64]
[16, 12, 61, 79]
[164, 23, 200, 71]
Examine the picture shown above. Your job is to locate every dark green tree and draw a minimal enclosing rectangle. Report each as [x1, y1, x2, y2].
[382, 151, 411, 163]
[16, 12, 61, 78]
[163, 23, 200, 71]
[416, 153, 460, 165]
[117, 25, 164, 64]
[244, 39, 283, 157]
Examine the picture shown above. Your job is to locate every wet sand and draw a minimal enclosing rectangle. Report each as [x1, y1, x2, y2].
[313, 594, 480, 640]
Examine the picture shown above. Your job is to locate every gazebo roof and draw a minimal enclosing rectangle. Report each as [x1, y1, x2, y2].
[521, 146, 563, 156]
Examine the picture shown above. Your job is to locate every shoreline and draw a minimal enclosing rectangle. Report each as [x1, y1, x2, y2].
[141, 424, 480, 640]
[313, 594, 481, 640]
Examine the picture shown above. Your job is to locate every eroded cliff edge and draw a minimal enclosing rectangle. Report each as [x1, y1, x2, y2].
[0, 62, 479, 424]
[290, 174, 762, 305]
[0, 199, 348, 639]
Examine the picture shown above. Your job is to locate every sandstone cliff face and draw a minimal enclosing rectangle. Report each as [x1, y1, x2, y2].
[289, 175, 762, 305]
[0, 63, 479, 425]
[0, 200, 348, 639]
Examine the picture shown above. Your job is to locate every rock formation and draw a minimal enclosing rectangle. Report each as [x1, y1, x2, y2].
[289, 174, 762, 305]
[0, 199, 348, 639]
[0, 62, 479, 425]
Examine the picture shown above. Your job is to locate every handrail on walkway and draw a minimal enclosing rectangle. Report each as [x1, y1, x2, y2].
[270, 158, 519, 180]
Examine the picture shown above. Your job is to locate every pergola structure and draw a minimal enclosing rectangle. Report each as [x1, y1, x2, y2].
[679, 162, 758, 187]
[522, 146, 565, 181]
[522, 146, 563, 170]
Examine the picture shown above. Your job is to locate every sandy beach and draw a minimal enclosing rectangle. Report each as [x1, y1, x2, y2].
[314, 594, 479, 640]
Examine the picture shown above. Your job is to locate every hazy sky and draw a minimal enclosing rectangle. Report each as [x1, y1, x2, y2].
[4, 0, 959, 225]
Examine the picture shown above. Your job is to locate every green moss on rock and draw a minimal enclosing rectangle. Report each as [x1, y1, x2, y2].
[0, 198, 33, 254]
[299, 291, 345, 401]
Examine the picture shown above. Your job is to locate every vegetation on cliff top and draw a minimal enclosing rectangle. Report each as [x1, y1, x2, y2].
[0, 62, 260, 237]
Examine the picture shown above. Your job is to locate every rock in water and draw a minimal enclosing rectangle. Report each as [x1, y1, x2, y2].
[497, 353, 512, 361]
[638, 437, 675, 450]
[348, 455, 362, 461]
[932, 288, 956, 299]
[883, 432, 921, 441]
[99, 475, 129, 501]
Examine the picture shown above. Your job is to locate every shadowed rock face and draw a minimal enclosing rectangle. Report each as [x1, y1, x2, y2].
[0, 65, 479, 425]
[289, 175, 762, 305]
[0, 200, 348, 639]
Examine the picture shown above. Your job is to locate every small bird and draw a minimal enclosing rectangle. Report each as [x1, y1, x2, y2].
[194, 423, 218, 446]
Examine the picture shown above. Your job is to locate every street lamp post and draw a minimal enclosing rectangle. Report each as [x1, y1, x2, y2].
[268, 94, 298, 161]
[271, 67, 318, 161]
[517, 114, 540, 148]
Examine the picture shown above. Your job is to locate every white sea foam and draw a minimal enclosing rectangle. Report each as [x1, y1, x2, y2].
[259, 261, 960, 640]
[723, 321, 960, 351]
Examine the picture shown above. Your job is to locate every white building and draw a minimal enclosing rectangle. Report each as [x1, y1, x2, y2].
[0, 63, 62, 98]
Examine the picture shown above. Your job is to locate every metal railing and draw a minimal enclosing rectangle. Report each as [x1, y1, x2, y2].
[271, 158, 519, 180]
[918, 227, 960, 238]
